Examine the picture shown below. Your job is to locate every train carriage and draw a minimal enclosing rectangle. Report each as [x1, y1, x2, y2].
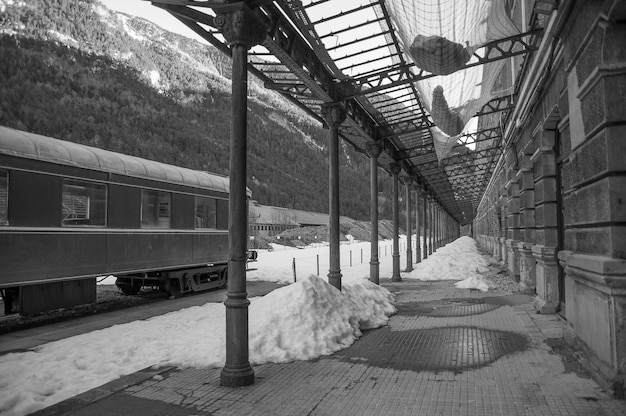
[0, 126, 244, 315]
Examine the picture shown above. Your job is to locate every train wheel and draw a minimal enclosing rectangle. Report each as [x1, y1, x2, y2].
[116, 283, 142, 296]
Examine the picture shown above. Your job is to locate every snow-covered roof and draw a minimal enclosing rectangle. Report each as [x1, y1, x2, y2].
[0, 126, 230, 193]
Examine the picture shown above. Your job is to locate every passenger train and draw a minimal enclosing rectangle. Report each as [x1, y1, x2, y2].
[0, 126, 253, 315]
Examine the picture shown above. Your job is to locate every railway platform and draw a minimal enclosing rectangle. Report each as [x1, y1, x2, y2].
[29, 269, 626, 416]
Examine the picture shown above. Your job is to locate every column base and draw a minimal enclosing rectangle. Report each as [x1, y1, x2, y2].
[518, 242, 536, 294]
[328, 271, 342, 290]
[405, 251, 413, 272]
[391, 254, 402, 281]
[559, 252, 626, 398]
[221, 364, 255, 387]
[499, 237, 507, 266]
[533, 296, 559, 314]
[369, 260, 379, 285]
[505, 239, 521, 282]
[532, 244, 559, 315]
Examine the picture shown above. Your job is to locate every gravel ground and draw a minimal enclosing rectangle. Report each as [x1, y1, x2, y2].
[477, 249, 521, 294]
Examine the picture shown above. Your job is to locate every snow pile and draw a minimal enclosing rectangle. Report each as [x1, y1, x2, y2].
[0, 276, 395, 416]
[251, 276, 396, 363]
[405, 236, 491, 291]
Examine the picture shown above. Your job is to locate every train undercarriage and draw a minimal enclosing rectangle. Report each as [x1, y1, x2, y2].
[115, 264, 228, 298]
[2, 251, 257, 316]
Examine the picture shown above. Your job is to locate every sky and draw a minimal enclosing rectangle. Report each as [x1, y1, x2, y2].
[0, 236, 490, 416]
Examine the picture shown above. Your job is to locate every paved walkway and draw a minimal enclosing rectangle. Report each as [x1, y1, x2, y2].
[30, 270, 626, 416]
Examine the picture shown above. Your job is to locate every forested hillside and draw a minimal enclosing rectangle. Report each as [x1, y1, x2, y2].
[0, 0, 396, 220]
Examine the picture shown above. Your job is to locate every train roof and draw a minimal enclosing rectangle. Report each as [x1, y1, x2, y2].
[0, 126, 232, 194]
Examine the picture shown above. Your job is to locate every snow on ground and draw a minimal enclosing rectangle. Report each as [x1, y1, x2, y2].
[0, 236, 488, 416]
[404, 236, 492, 291]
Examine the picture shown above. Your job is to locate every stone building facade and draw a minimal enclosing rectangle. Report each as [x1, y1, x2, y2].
[474, 0, 626, 398]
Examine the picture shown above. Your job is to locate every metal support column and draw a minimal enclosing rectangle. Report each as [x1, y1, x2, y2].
[215, 4, 265, 388]
[433, 205, 437, 250]
[423, 192, 428, 260]
[404, 177, 413, 272]
[435, 204, 441, 248]
[366, 143, 382, 284]
[321, 104, 347, 291]
[415, 187, 421, 263]
[390, 163, 401, 281]
[429, 199, 433, 255]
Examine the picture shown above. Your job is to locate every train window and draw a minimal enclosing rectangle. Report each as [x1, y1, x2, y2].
[195, 196, 216, 229]
[0, 171, 7, 225]
[141, 190, 171, 228]
[61, 179, 107, 226]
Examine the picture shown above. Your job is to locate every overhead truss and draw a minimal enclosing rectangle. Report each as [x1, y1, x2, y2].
[149, 0, 542, 224]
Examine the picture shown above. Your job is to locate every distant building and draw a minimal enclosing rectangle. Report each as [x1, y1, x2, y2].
[248, 200, 329, 237]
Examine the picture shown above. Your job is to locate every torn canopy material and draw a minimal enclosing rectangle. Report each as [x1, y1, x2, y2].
[385, 0, 520, 161]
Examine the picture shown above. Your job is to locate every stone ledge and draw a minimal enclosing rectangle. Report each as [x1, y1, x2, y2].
[560, 252, 626, 275]
[531, 146, 554, 161]
[505, 239, 521, 249]
[561, 253, 626, 293]
[517, 242, 534, 252]
[532, 244, 558, 258]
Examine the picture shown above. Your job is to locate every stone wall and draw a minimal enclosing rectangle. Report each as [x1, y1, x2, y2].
[474, 0, 626, 397]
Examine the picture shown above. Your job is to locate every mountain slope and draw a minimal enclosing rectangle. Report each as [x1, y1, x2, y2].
[0, 0, 400, 220]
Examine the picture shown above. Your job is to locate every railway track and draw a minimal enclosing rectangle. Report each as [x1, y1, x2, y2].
[0, 284, 167, 335]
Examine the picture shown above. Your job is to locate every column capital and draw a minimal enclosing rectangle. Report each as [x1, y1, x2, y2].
[366, 142, 382, 158]
[389, 162, 401, 175]
[321, 103, 347, 128]
[214, 4, 266, 48]
[402, 175, 413, 185]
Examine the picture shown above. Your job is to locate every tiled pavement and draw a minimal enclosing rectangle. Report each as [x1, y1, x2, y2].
[34, 279, 626, 416]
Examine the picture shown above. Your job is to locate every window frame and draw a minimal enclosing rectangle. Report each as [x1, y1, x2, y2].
[140, 189, 172, 229]
[194, 196, 217, 229]
[61, 178, 108, 227]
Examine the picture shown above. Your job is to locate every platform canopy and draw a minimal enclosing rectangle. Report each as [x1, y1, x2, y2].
[148, 0, 545, 225]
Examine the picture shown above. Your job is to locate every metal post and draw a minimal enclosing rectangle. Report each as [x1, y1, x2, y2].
[435, 205, 439, 250]
[215, 4, 265, 388]
[366, 143, 382, 284]
[429, 199, 434, 255]
[321, 104, 346, 291]
[423, 193, 428, 260]
[404, 177, 413, 272]
[390, 163, 401, 281]
[316, 254, 319, 276]
[415, 187, 421, 263]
